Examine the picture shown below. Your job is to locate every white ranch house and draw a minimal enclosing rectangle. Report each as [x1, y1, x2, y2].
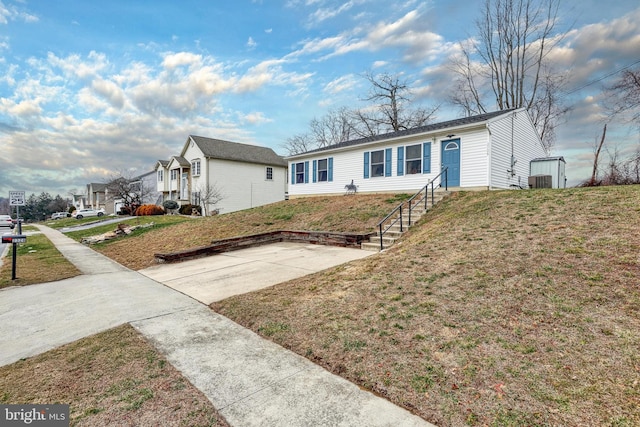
[286, 109, 550, 197]
[155, 135, 288, 214]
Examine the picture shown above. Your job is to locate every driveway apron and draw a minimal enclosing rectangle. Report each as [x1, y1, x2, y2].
[0, 225, 435, 427]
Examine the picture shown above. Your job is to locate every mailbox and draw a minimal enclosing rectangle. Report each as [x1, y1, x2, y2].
[1, 235, 26, 244]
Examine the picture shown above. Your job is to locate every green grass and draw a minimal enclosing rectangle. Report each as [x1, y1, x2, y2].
[0, 230, 80, 287]
[63, 215, 190, 242]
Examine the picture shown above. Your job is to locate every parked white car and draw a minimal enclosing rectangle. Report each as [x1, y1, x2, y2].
[51, 212, 70, 220]
[0, 214, 15, 229]
[72, 208, 105, 219]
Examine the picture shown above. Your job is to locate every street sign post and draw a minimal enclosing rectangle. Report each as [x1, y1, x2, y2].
[9, 191, 25, 206]
[7, 191, 26, 279]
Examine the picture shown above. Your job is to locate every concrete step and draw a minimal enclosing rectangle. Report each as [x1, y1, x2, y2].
[369, 236, 398, 245]
[365, 190, 450, 251]
[361, 241, 393, 251]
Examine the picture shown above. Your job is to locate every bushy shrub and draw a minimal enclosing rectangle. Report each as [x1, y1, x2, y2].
[163, 200, 179, 211]
[178, 204, 202, 215]
[135, 204, 165, 216]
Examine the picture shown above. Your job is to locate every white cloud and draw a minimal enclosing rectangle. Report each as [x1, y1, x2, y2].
[242, 111, 272, 124]
[247, 36, 257, 48]
[288, 8, 447, 65]
[324, 74, 357, 94]
[162, 51, 202, 69]
[46, 51, 109, 80]
[309, 0, 358, 24]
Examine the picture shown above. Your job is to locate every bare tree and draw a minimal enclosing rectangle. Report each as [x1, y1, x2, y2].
[192, 182, 224, 216]
[283, 72, 438, 154]
[358, 72, 438, 134]
[282, 133, 315, 156]
[584, 123, 606, 186]
[450, 0, 569, 154]
[605, 67, 640, 124]
[104, 172, 154, 214]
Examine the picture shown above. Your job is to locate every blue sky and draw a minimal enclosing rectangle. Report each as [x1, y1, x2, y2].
[1, 0, 639, 197]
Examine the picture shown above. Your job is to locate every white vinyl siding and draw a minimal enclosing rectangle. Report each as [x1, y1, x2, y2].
[209, 159, 286, 213]
[179, 142, 286, 214]
[288, 141, 443, 196]
[487, 110, 546, 189]
[457, 129, 489, 188]
[286, 109, 546, 195]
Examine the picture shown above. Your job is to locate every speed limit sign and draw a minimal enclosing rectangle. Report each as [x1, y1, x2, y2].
[9, 191, 25, 206]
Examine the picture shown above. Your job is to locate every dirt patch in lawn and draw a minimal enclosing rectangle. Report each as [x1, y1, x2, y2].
[212, 186, 640, 426]
[0, 324, 228, 427]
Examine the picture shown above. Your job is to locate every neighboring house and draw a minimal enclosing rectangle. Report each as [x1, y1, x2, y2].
[286, 108, 550, 197]
[112, 170, 163, 214]
[155, 135, 288, 214]
[86, 183, 107, 212]
[84, 171, 161, 215]
[73, 194, 87, 210]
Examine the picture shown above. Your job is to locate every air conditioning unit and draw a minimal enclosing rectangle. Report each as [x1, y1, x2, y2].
[528, 175, 552, 189]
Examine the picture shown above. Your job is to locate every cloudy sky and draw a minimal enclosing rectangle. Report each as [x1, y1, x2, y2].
[1, 0, 639, 197]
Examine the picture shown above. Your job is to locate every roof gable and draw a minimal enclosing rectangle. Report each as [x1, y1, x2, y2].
[183, 135, 286, 167]
[167, 156, 190, 168]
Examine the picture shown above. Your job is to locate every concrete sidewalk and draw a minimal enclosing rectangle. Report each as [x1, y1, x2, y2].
[0, 225, 435, 427]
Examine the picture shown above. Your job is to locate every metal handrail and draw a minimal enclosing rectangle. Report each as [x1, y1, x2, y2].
[376, 167, 448, 251]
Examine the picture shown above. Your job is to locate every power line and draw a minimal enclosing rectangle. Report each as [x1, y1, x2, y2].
[562, 57, 640, 96]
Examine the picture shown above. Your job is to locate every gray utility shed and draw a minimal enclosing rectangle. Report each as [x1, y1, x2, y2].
[530, 157, 566, 188]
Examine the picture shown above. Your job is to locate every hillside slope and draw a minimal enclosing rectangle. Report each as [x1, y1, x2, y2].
[96, 194, 408, 270]
[213, 186, 640, 426]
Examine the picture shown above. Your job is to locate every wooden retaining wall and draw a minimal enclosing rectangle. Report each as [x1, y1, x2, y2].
[154, 230, 376, 263]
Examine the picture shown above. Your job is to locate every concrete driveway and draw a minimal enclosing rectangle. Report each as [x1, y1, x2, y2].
[139, 242, 373, 304]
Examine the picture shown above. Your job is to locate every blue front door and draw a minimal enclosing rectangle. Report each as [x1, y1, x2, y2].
[441, 139, 460, 187]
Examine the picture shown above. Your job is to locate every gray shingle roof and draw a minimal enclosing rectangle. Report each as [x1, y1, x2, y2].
[171, 156, 191, 167]
[190, 135, 287, 167]
[289, 109, 516, 157]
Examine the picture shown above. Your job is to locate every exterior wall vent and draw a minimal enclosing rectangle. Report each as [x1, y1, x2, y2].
[528, 175, 552, 189]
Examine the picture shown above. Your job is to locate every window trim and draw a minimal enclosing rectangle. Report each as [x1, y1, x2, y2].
[365, 148, 391, 178]
[266, 166, 273, 181]
[191, 159, 201, 177]
[370, 149, 385, 178]
[157, 170, 164, 182]
[316, 158, 328, 182]
[405, 143, 422, 175]
[292, 161, 309, 184]
[170, 169, 178, 181]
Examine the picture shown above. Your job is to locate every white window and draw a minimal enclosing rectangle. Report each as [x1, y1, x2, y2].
[157, 170, 163, 182]
[317, 159, 328, 182]
[295, 163, 305, 183]
[170, 170, 178, 180]
[191, 159, 201, 176]
[370, 150, 385, 177]
[405, 144, 422, 175]
[266, 166, 273, 180]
